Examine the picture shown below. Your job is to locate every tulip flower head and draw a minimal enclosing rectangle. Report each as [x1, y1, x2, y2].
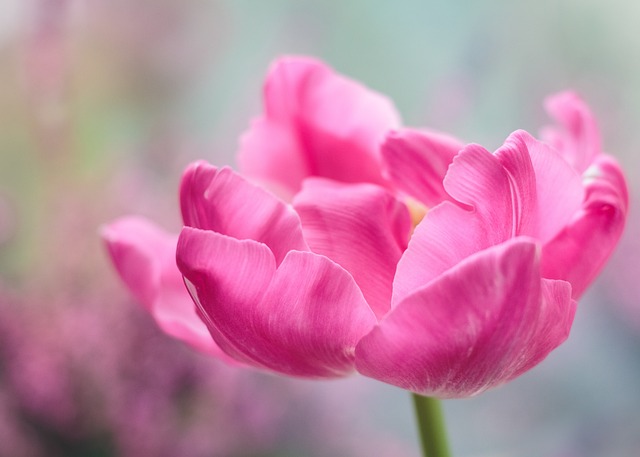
[104, 57, 628, 399]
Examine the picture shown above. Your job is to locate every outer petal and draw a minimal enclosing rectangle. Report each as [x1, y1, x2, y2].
[381, 128, 464, 207]
[180, 161, 308, 265]
[540, 91, 601, 173]
[356, 238, 576, 398]
[238, 56, 401, 195]
[542, 155, 629, 299]
[101, 216, 232, 360]
[177, 227, 377, 378]
[293, 178, 411, 319]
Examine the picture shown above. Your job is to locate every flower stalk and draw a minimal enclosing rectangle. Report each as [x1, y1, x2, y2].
[412, 394, 451, 457]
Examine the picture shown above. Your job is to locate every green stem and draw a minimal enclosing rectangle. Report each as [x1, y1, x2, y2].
[412, 394, 452, 457]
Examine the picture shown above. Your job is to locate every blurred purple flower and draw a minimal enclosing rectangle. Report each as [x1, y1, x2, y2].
[0, 277, 414, 456]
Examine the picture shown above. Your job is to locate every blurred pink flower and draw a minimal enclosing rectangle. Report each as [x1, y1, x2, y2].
[101, 217, 238, 362]
[21, 0, 72, 159]
[539, 91, 629, 298]
[105, 57, 628, 399]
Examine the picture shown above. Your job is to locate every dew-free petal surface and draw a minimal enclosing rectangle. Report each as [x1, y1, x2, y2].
[180, 162, 308, 265]
[294, 178, 411, 319]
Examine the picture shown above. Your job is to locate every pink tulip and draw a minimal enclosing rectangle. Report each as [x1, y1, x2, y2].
[105, 56, 628, 398]
[176, 93, 626, 397]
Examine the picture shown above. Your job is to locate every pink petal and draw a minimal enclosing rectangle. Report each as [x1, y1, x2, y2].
[238, 56, 401, 195]
[180, 161, 308, 265]
[392, 141, 519, 304]
[494, 131, 539, 237]
[443, 142, 515, 240]
[393, 130, 585, 305]
[177, 226, 377, 378]
[381, 128, 464, 207]
[356, 238, 576, 398]
[238, 117, 308, 201]
[495, 130, 585, 242]
[391, 202, 494, 307]
[101, 217, 231, 359]
[293, 178, 411, 319]
[540, 91, 601, 173]
[102, 216, 167, 309]
[522, 131, 585, 243]
[542, 155, 629, 298]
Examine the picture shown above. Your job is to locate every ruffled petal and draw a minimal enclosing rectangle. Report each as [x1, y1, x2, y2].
[443, 143, 515, 241]
[542, 155, 629, 298]
[356, 238, 576, 398]
[101, 217, 230, 359]
[540, 91, 601, 173]
[393, 131, 582, 305]
[381, 128, 464, 207]
[392, 141, 520, 305]
[177, 227, 377, 378]
[180, 161, 308, 265]
[293, 178, 411, 319]
[494, 131, 539, 237]
[238, 56, 401, 195]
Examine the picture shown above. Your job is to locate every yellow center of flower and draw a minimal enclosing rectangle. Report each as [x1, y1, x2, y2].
[407, 197, 428, 230]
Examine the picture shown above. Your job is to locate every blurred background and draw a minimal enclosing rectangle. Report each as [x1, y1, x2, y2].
[0, 1, 639, 456]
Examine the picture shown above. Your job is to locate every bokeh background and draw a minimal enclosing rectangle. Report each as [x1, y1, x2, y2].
[0, 1, 639, 456]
